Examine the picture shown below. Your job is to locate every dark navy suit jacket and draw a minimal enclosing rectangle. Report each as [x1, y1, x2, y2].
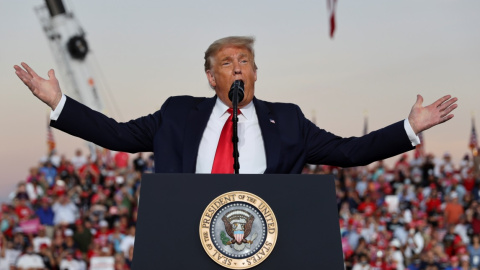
[51, 95, 414, 173]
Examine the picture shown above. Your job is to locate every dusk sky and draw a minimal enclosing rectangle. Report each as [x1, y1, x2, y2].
[1, 0, 479, 201]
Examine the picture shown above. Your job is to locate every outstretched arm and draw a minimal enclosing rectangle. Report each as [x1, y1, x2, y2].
[408, 94, 458, 134]
[14, 62, 63, 110]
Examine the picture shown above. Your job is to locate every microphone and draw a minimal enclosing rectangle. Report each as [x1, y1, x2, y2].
[228, 80, 244, 103]
[228, 80, 243, 174]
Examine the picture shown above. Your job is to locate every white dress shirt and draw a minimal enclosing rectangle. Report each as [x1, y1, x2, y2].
[195, 97, 267, 173]
[50, 94, 420, 173]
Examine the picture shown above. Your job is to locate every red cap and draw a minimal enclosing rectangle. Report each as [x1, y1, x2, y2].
[457, 246, 467, 254]
[1, 204, 9, 212]
[40, 243, 49, 249]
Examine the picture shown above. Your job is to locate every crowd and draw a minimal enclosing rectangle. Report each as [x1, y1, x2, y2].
[0, 149, 153, 270]
[1, 145, 479, 270]
[301, 150, 480, 270]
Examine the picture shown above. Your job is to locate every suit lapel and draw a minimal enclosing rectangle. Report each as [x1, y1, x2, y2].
[254, 98, 281, 174]
[182, 96, 216, 173]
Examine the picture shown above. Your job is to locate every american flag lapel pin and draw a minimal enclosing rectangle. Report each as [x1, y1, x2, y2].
[269, 119, 275, 124]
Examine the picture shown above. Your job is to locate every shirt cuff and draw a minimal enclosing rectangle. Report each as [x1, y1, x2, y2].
[50, 94, 66, 121]
[404, 119, 421, 146]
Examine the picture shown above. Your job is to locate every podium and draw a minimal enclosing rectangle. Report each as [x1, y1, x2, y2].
[132, 174, 344, 269]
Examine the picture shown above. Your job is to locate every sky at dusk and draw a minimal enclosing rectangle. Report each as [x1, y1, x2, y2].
[1, 0, 479, 201]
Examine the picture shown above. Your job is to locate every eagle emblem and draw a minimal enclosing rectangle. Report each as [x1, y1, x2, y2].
[221, 209, 257, 251]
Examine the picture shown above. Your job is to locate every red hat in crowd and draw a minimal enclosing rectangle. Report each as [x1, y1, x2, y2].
[457, 246, 467, 255]
[1, 203, 10, 212]
[56, 189, 66, 197]
[415, 220, 426, 228]
[344, 250, 354, 259]
[40, 243, 49, 250]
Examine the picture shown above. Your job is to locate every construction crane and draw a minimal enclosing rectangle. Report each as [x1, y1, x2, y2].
[35, 0, 104, 113]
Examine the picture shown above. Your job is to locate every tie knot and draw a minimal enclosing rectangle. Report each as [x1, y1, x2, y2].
[227, 108, 241, 115]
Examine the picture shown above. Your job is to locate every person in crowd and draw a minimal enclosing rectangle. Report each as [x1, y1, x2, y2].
[352, 253, 372, 270]
[58, 248, 82, 270]
[468, 234, 480, 269]
[114, 152, 129, 172]
[94, 220, 111, 247]
[132, 153, 146, 173]
[113, 252, 129, 270]
[14, 193, 34, 222]
[35, 197, 55, 238]
[72, 219, 92, 254]
[71, 149, 87, 170]
[39, 160, 57, 188]
[388, 239, 405, 270]
[404, 224, 424, 261]
[32, 226, 51, 253]
[52, 194, 78, 226]
[445, 191, 465, 226]
[108, 222, 125, 255]
[119, 225, 135, 259]
[0, 233, 8, 270]
[25, 177, 44, 204]
[78, 156, 100, 186]
[15, 244, 45, 270]
[38, 243, 56, 270]
[62, 228, 77, 253]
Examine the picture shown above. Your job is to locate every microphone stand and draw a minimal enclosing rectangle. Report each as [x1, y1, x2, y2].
[232, 86, 240, 174]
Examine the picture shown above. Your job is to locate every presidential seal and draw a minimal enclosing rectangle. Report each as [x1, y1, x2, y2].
[199, 191, 278, 269]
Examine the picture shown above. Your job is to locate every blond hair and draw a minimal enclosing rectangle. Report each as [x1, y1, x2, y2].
[204, 36, 258, 72]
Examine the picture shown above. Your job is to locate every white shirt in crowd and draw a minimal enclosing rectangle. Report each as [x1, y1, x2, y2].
[90, 256, 114, 270]
[33, 236, 51, 253]
[390, 250, 405, 270]
[71, 155, 87, 170]
[15, 253, 45, 270]
[352, 263, 372, 270]
[59, 258, 86, 270]
[119, 235, 135, 258]
[52, 201, 79, 225]
[5, 249, 21, 269]
[26, 182, 44, 202]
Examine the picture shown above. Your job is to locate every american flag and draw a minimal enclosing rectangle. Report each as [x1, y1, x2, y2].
[469, 117, 478, 150]
[47, 116, 55, 154]
[327, 0, 338, 38]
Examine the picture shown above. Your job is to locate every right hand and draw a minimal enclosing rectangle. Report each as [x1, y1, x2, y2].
[14, 62, 63, 110]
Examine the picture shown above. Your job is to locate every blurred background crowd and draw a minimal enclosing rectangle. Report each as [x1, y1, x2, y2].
[310, 148, 480, 270]
[0, 149, 151, 270]
[1, 144, 480, 270]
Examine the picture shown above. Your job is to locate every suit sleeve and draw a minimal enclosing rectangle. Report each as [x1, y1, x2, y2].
[50, 96, 170, 153]
[300, 107, 415, 167]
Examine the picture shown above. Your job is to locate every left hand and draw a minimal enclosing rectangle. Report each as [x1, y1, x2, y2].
[408, 94, 458, 134]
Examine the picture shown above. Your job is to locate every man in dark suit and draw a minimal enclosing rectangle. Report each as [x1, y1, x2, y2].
[14, 36, 457, 174]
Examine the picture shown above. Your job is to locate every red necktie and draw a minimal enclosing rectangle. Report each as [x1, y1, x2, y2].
[211, 108, 240, 174]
